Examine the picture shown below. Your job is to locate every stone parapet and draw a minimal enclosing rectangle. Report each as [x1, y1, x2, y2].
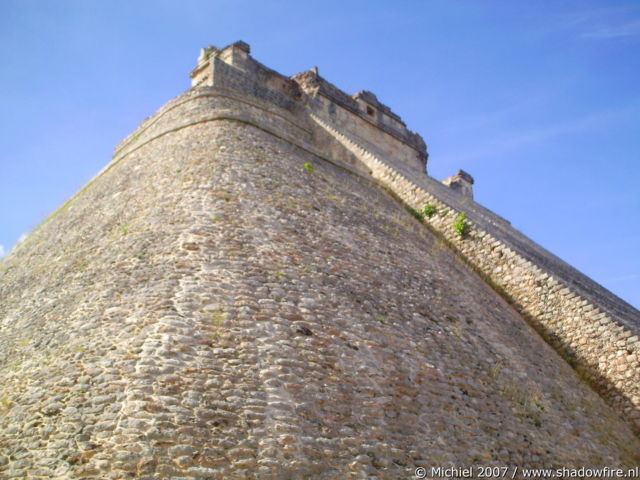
[442, 169, 474, 199]
[188, 41, 427, 172]
[293, 70, 428, 172]
[113, 88, 311, 164]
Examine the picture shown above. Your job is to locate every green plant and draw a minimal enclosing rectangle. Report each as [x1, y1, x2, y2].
[378, 316, 386, 325]
[406, 206, 423, 220]
[490, 360, 503, 378]
[205, 308, 226, 342]
[0, 394, 11, 409]
[423, 204, 437, 218]
[303, 162, 314, 173]
[203, 47, 215, 61]
[453, 212, 469, 237]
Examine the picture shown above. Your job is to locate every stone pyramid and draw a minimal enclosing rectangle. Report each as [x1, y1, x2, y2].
[1, 42, 639, 479]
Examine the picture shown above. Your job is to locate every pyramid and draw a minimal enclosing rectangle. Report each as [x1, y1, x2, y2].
[1, 42, 639, 479]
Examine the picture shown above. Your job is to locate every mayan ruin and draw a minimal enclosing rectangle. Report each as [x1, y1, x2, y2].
[0, 41, 639, 479]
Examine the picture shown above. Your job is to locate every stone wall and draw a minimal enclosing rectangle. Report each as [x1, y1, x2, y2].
[190, 42, 428, 173]
[293, 70, 428, 172]
[114, 90, 311, 163]
[305, 93, 426, 173]
[2, 42, 640, 478]
[2, 87, 640, 478]
[310, 113, 640, 434]
[190, 42, 302, 113]
[111, 41, 640, 436]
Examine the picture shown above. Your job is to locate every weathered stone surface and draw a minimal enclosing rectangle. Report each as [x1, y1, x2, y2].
[314, 114, 640, 433]
[0, 41, 639, 478]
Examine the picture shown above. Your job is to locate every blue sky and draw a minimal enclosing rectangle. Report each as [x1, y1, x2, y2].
[1, 0, 638, 308]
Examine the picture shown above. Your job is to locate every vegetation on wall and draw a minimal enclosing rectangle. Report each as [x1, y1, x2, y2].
[453, 212, 469, 238]
[423, 204, 436, 218]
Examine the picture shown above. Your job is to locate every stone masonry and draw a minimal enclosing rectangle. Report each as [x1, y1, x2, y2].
[190, 40, 640, 435]
[0, 41, 639, 478]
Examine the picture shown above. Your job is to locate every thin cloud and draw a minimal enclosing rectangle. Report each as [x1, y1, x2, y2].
[580, 20, 640, 39]
[437, 92, 558, 135]
[440, 104, 638, 164]
[563, 7, 640, 39]
[565, 6, 633, 25]
[610, 273, 640, 282]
